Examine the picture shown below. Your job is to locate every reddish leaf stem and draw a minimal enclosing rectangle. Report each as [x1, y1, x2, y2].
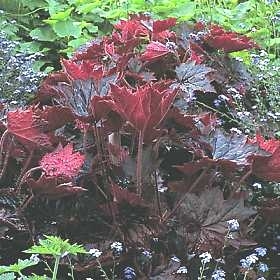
[0, 130, 8, 169]
[0, 140, 13, 180]
[136, 130, 144, 195]
[17, 166, 42, 194]
[16, 149, 34, 186]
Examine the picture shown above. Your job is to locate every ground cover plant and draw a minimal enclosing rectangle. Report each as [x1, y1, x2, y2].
[0, 14, 280, 279]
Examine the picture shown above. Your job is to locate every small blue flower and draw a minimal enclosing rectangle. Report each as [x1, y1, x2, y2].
[227, 219, 239, 232]
[255, 247, 267, 257]
[123, 266, 136, 280]
[240, 253, 259, 268]
[142, 250, 152, 259]
[258, 262, 269, 273]
[212, 268, 226, 280]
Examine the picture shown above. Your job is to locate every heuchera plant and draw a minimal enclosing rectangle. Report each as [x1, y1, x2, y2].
[0, 14, 279, 278]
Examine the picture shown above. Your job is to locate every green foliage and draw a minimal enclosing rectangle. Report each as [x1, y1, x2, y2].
[24, 235, 87, 257]
[0, 273, 15, 280]
[0, 236, 86, 279]
[0, 259, 39, 275]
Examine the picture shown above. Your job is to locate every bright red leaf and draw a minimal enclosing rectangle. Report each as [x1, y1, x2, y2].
[110, 82, 178, 135]
[40, 144, 84, 179]
[204, 24, 259, 53]
[62, 59, 103, 80]
[251, 134, 280, 182]
[152, 18, 176, 40]
[114, 18, 149, 41]
[141, 41, 173, 62]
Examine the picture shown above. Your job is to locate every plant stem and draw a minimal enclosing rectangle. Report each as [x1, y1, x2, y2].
[52, 256, 60, 280]
[198, 263, 205, 280]
[67, 255, 75, 280]
[136, 130, 144, 195]
[96, 259, 110, 280]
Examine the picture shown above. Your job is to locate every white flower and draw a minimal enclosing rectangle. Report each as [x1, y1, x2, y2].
[199, 252, 212, 264]
[212, 269, 226, 280]
[110, 241, 123, 254]
[255, 247, 267, 257]
[240, 253, 259, 268]
[30, 254, 40, 264]
[253, 183, 262, 189]
[230, 128, 242, 135]
[227, 219, 240, 232]
[176, 266, 188, 274]
[86, 278, 94, 280]
[170, 255, 180, 262]
[88, 248, 102, 258]
[142, 250, 152, 259]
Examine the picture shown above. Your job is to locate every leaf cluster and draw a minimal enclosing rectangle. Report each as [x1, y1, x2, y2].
[0, 14, 279, 279]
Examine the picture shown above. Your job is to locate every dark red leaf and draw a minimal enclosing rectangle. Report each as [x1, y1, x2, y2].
[260, 198, 280, 223]
[177, 188, 256, 254]
[90, 95, 116, 121]
[108, 143, 129, 166]
[114, 18, 149, 40]
[189, 42, 205, 64]
[26, 175, 86, 199]
[175, 157, 215, 177]
[111, 184, 144, 206]
[7, 109, 52, 151]
[35, 71, 69, 104]
[166, 107, 196, 131]
[39, 106, 75, 131]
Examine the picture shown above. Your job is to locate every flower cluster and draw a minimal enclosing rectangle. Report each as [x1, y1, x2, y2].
[88, 248, 102, 258]
[212, 268, 226, 280]
[110, 241, 123, 256]
[176, 266, 188, 274]
[0, 34, 45, 105]
[240, 253, 259, 269]
[240, 247, 268, 276]
[227, 219, 240, 232]
[199, 252, 212, 264]
[123, 266, 136, 280]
